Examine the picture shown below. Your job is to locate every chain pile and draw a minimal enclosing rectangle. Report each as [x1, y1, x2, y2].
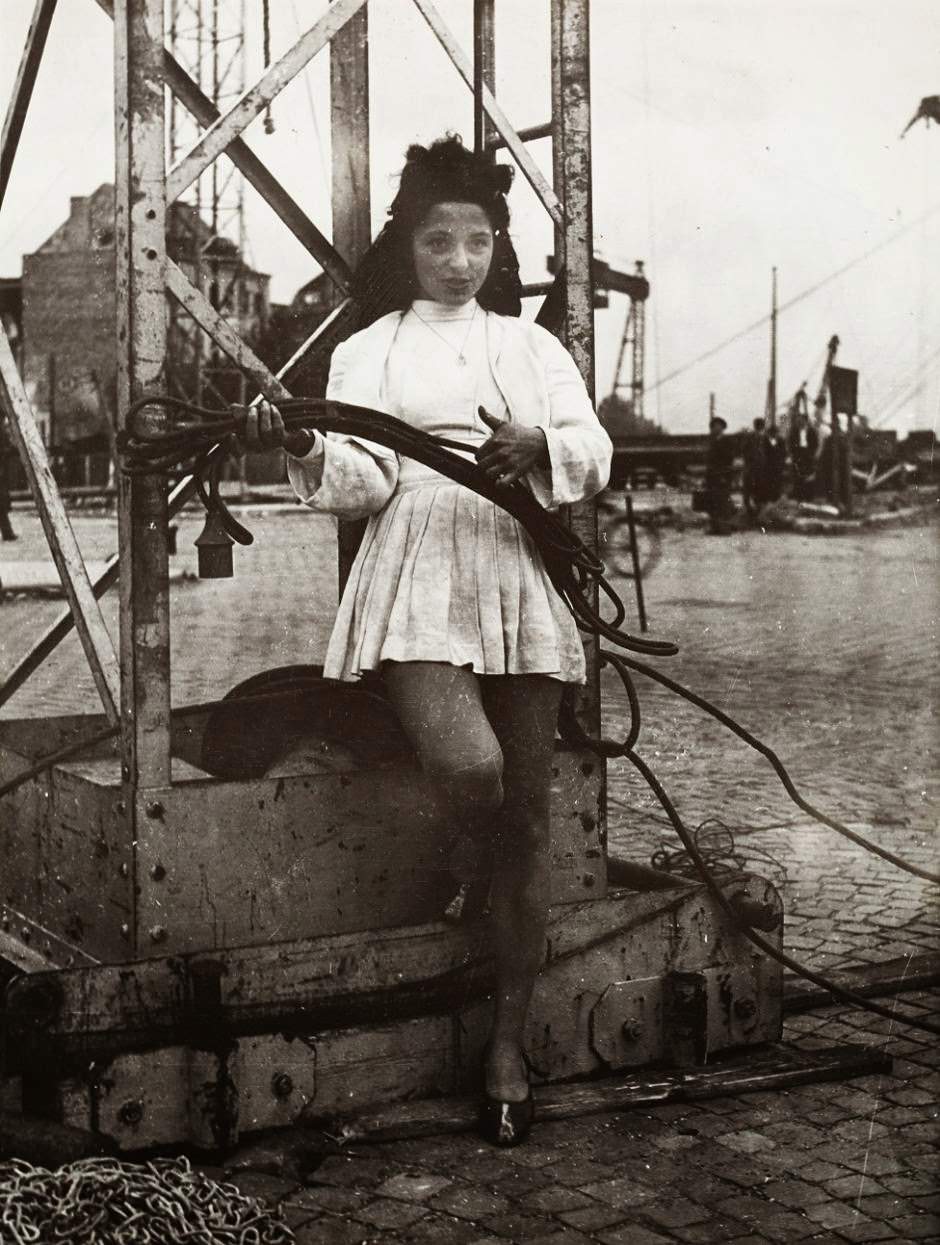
[0, 1155, 293, 1245]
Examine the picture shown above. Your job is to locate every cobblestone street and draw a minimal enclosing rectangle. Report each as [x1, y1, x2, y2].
[0, 500, 937, 1242]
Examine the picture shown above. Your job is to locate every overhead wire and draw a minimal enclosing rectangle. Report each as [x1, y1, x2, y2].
[647, 201, 940, 397]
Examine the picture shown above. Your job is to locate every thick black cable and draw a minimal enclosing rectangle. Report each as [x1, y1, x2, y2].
[119, 395, 672, 658]
[615, 654, 940, 887]
[626, 749, 940, 1039]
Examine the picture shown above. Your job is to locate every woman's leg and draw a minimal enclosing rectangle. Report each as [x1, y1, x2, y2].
[479, 674, 563, 1102]
[383, 660, 505, 866]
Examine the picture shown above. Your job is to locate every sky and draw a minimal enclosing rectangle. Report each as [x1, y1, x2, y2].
[1, 0, 937, 435]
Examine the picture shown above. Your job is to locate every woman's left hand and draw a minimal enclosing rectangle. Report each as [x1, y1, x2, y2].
[475, 406, 549, 486]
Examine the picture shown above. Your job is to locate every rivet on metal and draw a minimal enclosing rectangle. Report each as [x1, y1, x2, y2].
[621, 1019, 643, 1043]
[272, 1073, 294, 1099]
[120, 923, 131, 940]
[20, 927, 31, 942]
[149, 925, 167, 943]
[733, 998, 757, 1022]
[145, 801, 164, 819]
[150, 863, 166, 881]
[119, 862, 130, 877]
[118, 1099, 144, 1126]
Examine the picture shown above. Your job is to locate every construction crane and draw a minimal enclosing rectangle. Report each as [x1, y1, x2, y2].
[607, 260, 650, 420]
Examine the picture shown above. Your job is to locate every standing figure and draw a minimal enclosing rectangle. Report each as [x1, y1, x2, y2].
[788, 409, 819, 501]
[742, 417, 768, 520]
[763, 423, 786, 504]
[240, 137, 612, 1147]
[704, 414, 735, 534]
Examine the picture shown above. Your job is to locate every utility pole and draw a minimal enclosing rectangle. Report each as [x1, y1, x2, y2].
[766, 267, 777, 428]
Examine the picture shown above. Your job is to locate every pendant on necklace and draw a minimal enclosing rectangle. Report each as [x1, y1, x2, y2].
[456, 354, 467, 367]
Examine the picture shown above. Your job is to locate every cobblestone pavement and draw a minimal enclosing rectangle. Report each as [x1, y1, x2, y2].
[1, 502, 937, 1242]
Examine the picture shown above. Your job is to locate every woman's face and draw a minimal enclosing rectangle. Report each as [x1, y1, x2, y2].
[411, 201, 495, 305]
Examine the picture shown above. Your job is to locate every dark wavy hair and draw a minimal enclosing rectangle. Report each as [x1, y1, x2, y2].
[351, 135, 522, 328]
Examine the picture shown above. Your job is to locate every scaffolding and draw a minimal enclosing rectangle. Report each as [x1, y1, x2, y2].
[0, 1, 793, 1150]
[166, 0, 251, 408]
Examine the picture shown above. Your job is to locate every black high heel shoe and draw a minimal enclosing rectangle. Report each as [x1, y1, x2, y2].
[478, 1048, 536, 1147]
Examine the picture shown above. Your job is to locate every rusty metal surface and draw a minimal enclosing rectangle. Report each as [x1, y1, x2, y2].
[0, 736, 129, 967]
[330, 0, 372, 591]
[1, 886, 694, 1060]
[131, 745, 603, 957]
[114, 0, 171, 791]
[37, 876, 782, 1150]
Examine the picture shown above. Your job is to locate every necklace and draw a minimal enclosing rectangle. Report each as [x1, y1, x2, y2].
[410, 302, 477, 366]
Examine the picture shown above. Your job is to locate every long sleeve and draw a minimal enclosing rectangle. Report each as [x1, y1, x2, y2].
[524, 326, 612, 509]
[286, 336, 400, 521]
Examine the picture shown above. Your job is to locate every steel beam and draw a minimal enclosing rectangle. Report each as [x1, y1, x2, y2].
[412, 0, 563, 227]
[94, 0, 350, 293]
[0, 0, 58, 212]
[166, 0, 368, 203]
[552, 0, 599, 736]
[473, 0, 496, 154]
[0, 328, 120, 723]
[330, 0, 372, 591]
[114, 0, 171, 787]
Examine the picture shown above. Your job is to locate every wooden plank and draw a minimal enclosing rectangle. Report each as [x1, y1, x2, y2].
[330, 1043, 892, 1142]
[115, 0, 172, 790]
[784, 952, 940, 1014]
[411, 0, 564, 227]
[93, 0, 350, 292]
[167, 0, 369, 203]
[0, 328, 120, 723]
[165, 261, 291, 401]
[0, 0, 58, 210]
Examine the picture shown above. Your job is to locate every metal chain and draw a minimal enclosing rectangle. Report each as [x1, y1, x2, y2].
[0, 1155, 293, 1245]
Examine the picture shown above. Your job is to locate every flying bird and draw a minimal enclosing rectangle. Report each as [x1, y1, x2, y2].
[901, 95, 940, 138]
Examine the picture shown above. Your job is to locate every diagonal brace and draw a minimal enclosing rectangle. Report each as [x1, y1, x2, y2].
[167, 0, 368, 205]
[411, 0, 564, 227]
[0, 0, 58, 212]
[0, 326, 120, 725]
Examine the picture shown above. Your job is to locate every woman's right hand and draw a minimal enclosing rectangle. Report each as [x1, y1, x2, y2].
[234, 399, 314, 457]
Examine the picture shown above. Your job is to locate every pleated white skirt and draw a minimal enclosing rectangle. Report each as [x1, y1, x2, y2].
[322, 478, 586, 684]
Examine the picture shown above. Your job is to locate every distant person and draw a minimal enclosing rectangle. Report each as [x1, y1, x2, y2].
[742, 417, 767, 520]
[788, 409, 818, 501]
[763, 422, 786, 504]
[0, 425, 16, 541]
[704, 414, 735, 534]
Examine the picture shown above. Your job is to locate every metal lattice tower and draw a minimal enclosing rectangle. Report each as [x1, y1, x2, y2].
[611, 260, 647, 422]
[167, 0, 248, 406]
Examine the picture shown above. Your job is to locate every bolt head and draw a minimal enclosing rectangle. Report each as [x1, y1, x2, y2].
[734, 997, 758, 1021]
[621, 1019, 643, 1043]
[118, 1100, 144, 1126]
[272, 1072, 294, 1099]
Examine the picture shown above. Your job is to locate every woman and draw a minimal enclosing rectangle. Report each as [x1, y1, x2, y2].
[243, 136, 612, 1146]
